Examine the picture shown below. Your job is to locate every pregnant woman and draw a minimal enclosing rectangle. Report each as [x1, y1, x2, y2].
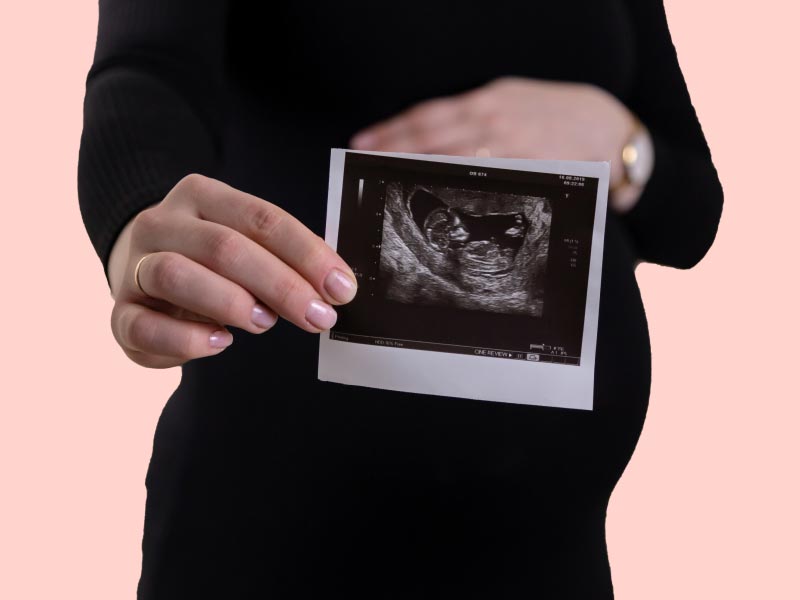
[78, 1, 723, 597]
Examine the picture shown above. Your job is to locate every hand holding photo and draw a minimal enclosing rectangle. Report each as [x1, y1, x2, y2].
[318, 149, 609, 410]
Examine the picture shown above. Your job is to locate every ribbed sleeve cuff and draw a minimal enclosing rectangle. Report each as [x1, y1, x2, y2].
[78, 66, 220, 289]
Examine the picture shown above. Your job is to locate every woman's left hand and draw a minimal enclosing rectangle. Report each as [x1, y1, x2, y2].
[350, 76, 638, 211]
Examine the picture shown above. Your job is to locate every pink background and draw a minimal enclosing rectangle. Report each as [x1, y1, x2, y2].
[1, 1, 797, 598]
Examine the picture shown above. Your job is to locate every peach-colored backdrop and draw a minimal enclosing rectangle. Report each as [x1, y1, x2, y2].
[1, 1, 797, 598]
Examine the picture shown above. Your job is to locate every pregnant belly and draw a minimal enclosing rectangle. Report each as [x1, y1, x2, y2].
[137, 88, 655, 595]
[190, 124, 653, 485]
[176, 189, 652, 490]
[146, 153, 652, 596]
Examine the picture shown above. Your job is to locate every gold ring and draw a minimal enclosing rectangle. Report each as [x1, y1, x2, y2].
[134, 253, 154, 297]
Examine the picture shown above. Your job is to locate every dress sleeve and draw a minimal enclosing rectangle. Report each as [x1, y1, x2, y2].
[78, 0, 230, 289]
[617, 0, 724, 269]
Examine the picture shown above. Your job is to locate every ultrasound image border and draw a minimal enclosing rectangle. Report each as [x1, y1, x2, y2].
[319, 149, 609, 411]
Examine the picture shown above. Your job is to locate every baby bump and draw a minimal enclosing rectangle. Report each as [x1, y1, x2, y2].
[173, 205, 651, 491]
[141, 202, 652, 595]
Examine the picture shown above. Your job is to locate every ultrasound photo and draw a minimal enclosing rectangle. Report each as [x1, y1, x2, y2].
[320, 149, 610, 409]
[379, 182, 552, 317]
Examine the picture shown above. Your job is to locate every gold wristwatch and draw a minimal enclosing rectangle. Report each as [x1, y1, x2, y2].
[613, 117, 654, 193]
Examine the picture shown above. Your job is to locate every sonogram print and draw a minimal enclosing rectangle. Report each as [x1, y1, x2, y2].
[379, 183, 551, 317]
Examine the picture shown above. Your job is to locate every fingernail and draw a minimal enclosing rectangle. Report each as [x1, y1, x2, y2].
[324, 268, 358, 303]
[209, 329, 233, 348]
[351, 133, 374, 149]
[251, 303, 277, 329]
[306, 299, 338, 330]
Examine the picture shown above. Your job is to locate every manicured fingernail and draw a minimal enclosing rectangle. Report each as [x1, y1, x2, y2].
[251, 303, 277, 329]
[306, 299, 338, 330]
[352, 133, 374, 149]
[209, 329, 233, 348]
[324, 268, 358, 303]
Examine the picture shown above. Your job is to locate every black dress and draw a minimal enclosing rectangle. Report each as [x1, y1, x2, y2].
[78, 1, 723, 597]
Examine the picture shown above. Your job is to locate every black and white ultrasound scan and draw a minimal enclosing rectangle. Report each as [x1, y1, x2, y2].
[379, 183, 551, 318]
[318, 150, 610, 410]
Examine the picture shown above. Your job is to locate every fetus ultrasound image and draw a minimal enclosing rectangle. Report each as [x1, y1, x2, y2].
[331, 152, 599, 364]
[379, 183, 551, 317]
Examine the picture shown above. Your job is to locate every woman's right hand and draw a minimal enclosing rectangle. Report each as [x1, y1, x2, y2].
[107, 174, 358, 368]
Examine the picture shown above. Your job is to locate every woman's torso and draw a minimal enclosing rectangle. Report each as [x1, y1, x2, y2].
[139, 1, 651, 598]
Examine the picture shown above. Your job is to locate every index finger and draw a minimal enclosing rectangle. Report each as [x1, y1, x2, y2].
[170, 174, 358, 306]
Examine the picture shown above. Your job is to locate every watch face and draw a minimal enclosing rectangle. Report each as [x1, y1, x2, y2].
[622, 144, 639, 166]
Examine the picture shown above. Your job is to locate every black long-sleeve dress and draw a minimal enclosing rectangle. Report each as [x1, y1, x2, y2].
[78, 1, 723, 598]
